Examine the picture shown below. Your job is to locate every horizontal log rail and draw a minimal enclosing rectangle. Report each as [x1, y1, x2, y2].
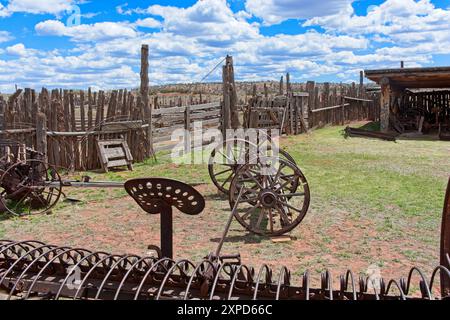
[343, 96, 374, 103]
[311, 103, 350, 113]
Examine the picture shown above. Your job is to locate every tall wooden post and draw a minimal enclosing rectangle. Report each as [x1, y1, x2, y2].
[279, 76, 284, 95]
[380, 77, 391, 132]
[141, 44, 154, 159]
[359, 71, 364, 98]
[0, 97, 4, 131]
[36, 113, 47, 163]
[222, 55, 240, 131]
[222, 64, 231, 137]
[286, 73, 291, 94]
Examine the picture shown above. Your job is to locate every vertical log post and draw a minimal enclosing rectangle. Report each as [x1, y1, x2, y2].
[380, 77, 391, 132]
[359, 71, 364, 98]
[140, 44, 154, 159]
[279, 76, 284, 96]
[222, 55, 240, 131]
[36, 113, 47, 163]
[286, 73, 291, 94]
[222, 62, 231, 137]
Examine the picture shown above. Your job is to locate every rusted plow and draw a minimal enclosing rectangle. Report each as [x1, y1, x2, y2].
[1, 179, 448, 300]
[0, 239, 449, 300]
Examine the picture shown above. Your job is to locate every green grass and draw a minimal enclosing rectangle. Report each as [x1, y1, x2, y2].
[1, 122, 448, 283]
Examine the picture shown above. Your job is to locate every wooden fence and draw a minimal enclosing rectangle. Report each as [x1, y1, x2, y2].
[0, 79, 380, 172]
[245, 81, 380, 134]
[0, 88, 221, 170]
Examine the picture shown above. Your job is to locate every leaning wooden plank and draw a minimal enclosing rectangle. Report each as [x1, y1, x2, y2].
[311, 103, 350, 113]
[344, 126, 397, 141]
[343, 96, 374, 103]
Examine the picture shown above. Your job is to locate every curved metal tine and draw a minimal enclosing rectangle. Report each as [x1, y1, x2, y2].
[385, 279, 407, 300]
[321, 270, 334, 300]
[0, 240, 14, 250]
[303, 271, 311, 301]
[363, 275, 381, 300]
[72, 254, 122, 300]
[133, 258, 174, 300]
[7, 246, 67, 300]
[429, 265, 450, 298]
[156, 260, 196, 300]
[55, 251, 107, 300]
[340, 270, 357, 300]
[370, 279, 384, 301]
[94, 255, 140, 300]
[183, 260, 217, 300]
[227, 264, 253, 300]
[0, 244, 54, 286]
[24, 248, 91, 299]
[113, 257, 155, 300]
[275, 266, 290, 300]
[0, 241, 46, 264]
[404, 267, 432, 299]
[209, 262, 232, 300]
[253, 265, 272, 300]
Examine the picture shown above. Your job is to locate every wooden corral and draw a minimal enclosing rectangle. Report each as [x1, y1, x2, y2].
[0, 49, 381, 171]
[241, 72, 380, 134]
[365, 66, 450, 136]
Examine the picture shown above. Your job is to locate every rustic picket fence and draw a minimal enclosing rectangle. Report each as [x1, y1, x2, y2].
[0, 88, 221, 171]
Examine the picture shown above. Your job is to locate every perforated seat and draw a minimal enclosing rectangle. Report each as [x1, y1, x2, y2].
[125, 178, 205, 259]
[125, 178, 205, 215]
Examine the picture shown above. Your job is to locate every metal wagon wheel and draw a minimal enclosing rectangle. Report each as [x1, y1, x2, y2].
[0, 159, 63, 216]
[228, 158, 310, 237]
[208, 138, 297, 195]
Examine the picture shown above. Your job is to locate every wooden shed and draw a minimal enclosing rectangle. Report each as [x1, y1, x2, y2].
[365, 66, 450, 137]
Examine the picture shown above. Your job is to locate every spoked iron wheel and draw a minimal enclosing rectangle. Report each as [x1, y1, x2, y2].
[229, 158, 310, 237]
[208, 137, 297, 195]
[0, 159, 63, 216]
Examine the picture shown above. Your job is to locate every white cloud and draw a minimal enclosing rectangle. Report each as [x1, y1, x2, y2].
[245, 0, 353, 25]
[0, 31, 13, 43]
[134, 17, 161, 29]
[304, 0, 450, 59]
[6, 43, 27, 56]
[1, 0, 448, 92]
[0, 0, 75, 17]
[146, 0, 260, 42]
[35, 20, 138, 42]
[0, 3, 10, 17]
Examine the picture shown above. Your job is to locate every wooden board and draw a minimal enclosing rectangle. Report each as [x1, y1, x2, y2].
[96, 138, 133, 172]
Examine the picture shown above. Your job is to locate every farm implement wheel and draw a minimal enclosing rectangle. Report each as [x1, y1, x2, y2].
[208, 137, 297, 195]
[229, 158, 310, 237]
[0, 159, 63, 216]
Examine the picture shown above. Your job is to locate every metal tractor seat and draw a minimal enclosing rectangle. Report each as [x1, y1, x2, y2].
[124, 178, 205, 259]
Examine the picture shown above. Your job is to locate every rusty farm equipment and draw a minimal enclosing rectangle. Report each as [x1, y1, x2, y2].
[0, 146, 128, 216]
[0, 177, 449, 301]
[208, 135, 310, 237]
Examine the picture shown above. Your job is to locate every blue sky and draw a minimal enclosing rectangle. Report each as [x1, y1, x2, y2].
[0, 0, 449, 92]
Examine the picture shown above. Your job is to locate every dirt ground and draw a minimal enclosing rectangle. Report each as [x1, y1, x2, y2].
[1, 124, 448, 292]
